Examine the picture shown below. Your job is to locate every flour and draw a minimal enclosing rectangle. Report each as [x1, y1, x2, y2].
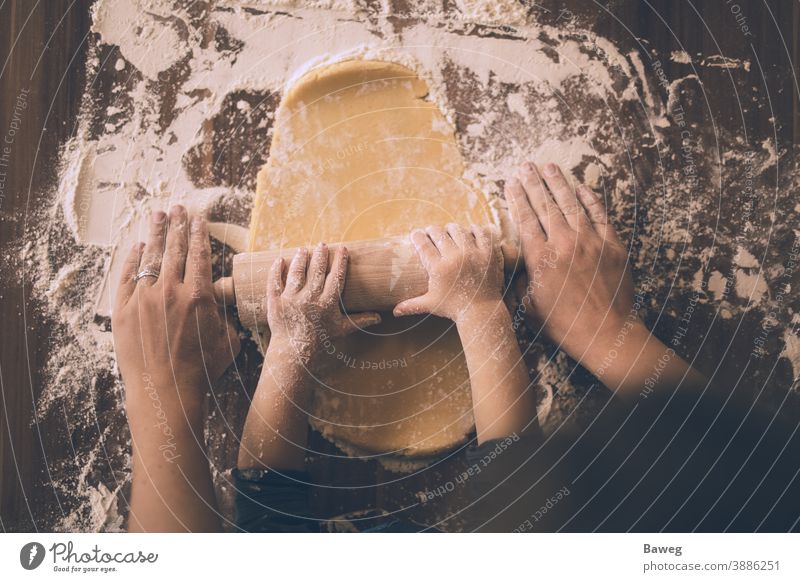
[701, 55, 751, 72]
[91, 0, 191, 79]
[782, 324, 800, 385]
[27, 0, 799, 531]
[670, 50, 692, 64]
[454, 0, 528, 25]
[61, 0, 663, 319]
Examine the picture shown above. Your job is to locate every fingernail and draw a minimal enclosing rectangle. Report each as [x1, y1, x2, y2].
[170, 205, 187, 222]
[152, 211, 166, 223]
[190, 216, 204, 232]
[544, 163, 559, 176]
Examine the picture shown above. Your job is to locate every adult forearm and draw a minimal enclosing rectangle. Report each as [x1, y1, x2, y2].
[128, 424, 220, 532]
[579, 320, 705, 399]
[457, 303, 539, 444]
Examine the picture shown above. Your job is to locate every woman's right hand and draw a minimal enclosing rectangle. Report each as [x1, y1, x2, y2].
[505, 162, 705, 397]
[505, 162, 636, 361]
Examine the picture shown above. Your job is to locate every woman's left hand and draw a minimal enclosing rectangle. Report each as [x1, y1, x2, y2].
[112, 206, 241, 434]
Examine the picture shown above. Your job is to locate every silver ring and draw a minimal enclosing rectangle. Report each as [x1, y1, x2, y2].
[134, 267, 160, 282]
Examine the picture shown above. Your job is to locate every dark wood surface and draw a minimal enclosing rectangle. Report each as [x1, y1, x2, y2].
[1, 0, 91, 531]
[1, 0, 798, 531]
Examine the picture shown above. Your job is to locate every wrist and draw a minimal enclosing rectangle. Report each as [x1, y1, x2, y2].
[455, 298, 507, 326]
[577, 317, 657, 388]
[125, 375, 204, 428]
[267, 334, 321, 365]
[264, 338, 316, 380]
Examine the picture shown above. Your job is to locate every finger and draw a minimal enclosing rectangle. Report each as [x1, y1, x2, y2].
[576, 185, 620, 243]
[114, 242, 145, 312]
[393, 295, 432, 317]
[505, 178, 545, 250]
[410, 229, 439, 269]
[285, 247, 309, 292]
[138, 210, 167, 287]
[472, 224, 501, 269]
[185, 216, 213, 294]
[323, 246, 348, 300]
[540, 163, 590, 230]
[471, 224, 492, 251]
[340, 312, 382, 335]
[519, 163, 567, 236]
[268, 256, 285, 298]
[162, 205, 190, 283]
[267, 257, 285, 330]
[445, 222, 472, 249]
[426, 225, 456, 255]
[306, 243, 329, 297]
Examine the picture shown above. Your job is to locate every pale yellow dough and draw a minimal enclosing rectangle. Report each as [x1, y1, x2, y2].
[249, 59, 494, 460]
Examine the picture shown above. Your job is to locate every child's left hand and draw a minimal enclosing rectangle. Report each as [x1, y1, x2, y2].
[393, 224, 504, 323]
[268, 244, 381, 364]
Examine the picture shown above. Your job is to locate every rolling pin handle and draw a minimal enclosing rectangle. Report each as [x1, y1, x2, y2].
[213, 276, 236, 306]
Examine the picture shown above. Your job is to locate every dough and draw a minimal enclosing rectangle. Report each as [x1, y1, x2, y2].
[249, 60, 494, 461]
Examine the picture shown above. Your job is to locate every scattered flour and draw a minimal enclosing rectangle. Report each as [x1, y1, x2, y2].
[25, 0, 798, 531]
[670, 50, 692, 64]
[701, 55, 751, 72]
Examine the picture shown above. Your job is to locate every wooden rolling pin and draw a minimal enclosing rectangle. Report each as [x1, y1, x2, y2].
[212, 234, 523, 331]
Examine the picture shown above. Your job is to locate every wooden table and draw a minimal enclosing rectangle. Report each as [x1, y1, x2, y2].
[1, 0, 798, 531]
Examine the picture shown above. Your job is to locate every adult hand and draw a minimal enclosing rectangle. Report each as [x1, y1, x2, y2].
[112, 206, 241, 434]
[505, 162, 635, 363]
[506, 162, 705, 397]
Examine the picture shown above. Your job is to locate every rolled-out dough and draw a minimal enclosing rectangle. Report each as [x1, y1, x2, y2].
[249, 59, 494, 461]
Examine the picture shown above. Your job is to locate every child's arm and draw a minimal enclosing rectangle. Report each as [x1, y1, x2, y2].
[237, 244, 380, 471]
[394, 225, 539, 444]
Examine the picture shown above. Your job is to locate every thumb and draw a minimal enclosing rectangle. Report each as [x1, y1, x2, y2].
[339, 312, 382, 336]
[393, 295, 432, 317]
[216, 306, 242, 355]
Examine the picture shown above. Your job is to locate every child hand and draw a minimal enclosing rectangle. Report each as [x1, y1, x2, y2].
[393, 224, 504, 323]
[267, 243, 381, 363]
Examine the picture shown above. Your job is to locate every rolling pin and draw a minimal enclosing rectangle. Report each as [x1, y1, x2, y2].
[212, 234, 523, 331]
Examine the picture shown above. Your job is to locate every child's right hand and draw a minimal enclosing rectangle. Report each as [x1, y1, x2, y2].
[393, 224, 504, 323]
[268, 244, 381, 364]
